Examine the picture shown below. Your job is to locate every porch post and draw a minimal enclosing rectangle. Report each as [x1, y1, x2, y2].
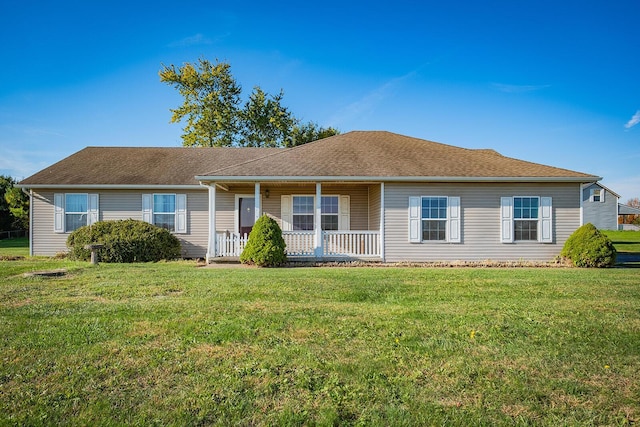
[206, 183, 217, 263]
[380, 182, 385, 261]
[254, 182, 261, 222]
[315, 182, 323, 258]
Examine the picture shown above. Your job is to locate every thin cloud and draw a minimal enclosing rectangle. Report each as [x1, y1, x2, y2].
[491, 83, 551, 94]
[168, 33, 219, 48]
[624, 110, 640, 129]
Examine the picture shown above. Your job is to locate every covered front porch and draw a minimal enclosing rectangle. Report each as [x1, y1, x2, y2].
[202, 181, 385, 262]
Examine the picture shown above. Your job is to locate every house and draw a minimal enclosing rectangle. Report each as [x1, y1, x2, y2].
[18, 131, 603, 262]
[581, 182, 619, 230]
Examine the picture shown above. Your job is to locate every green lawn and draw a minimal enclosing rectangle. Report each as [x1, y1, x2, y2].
[1, 261, 639, 425]
[0, 236, 28, 257]
[603, 230, 640, 253]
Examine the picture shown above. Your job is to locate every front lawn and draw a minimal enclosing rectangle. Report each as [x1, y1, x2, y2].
[1, 261, 638, 425]
[0, 236, 28, 257]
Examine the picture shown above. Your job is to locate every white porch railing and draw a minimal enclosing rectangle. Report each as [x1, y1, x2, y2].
[216, 233, 248, 257]
[215, 230, 381, 258]
[323, 231, 380, 257]
[282, 231, 315, 257]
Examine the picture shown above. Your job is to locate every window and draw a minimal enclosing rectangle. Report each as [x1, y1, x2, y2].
[54, 193, 99, 233]
[282, 195, 349, 231]
[513, 197, 539, 241]
[501, 196, 552, 243]
[321, 196, 339, 231]
[142, 193, 187, 233]
[590, 188, 604, 203]
[65, 194, 88, 232]
[421, 197, 448, 241]
[153, 194, 176, 231]
[292, 196, 314, 230]
[409, 196, 460, 243]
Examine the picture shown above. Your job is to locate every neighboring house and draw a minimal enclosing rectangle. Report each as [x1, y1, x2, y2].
[19, 131, 603, 262]
[581, 182, 619, 230]
[618, 204, 640, 231]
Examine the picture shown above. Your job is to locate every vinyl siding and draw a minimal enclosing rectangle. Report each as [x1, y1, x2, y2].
[384, 182, 582, 262]
[368, 184, 381, 231]
[582, 183, 618, 230]
[31, 189, 209, 258]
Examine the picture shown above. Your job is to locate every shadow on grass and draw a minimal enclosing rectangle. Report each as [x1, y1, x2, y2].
[615, 252, 640, 268]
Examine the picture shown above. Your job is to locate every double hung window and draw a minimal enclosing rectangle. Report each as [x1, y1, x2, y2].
[282, 195, 348, 231]
[54, 193, 99, 233]
[409, 196, 460, 243]
[142, 193, 187, 233]
[501, 196, 552, 243]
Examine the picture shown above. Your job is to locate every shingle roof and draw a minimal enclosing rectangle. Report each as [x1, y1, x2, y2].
[199, 131, 600, 181]
[19, 131, 600, 187]
[19, 146, 280, 186]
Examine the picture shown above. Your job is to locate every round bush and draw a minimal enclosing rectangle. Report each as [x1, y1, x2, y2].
[67, 219, 182, 263]
[240, 215, 287, 267]
[560, 223, 616, 268]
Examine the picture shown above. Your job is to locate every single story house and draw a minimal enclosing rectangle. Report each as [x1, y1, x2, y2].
[19, 131, 603, 262]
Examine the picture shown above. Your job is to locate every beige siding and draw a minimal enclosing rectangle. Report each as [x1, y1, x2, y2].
[368, 184, 381, 231]
[384, 182, 582, 262]
[31, 189, 209, 258]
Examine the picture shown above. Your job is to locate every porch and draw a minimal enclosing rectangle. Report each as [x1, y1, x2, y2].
[215, 230, 381, 259]
[203, 181, 385, 262]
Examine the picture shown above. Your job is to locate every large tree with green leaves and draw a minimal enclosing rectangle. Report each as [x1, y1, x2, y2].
[160, 59, 338, 147]
[159, 58, 242, 147]
[0, 176, 29, 231]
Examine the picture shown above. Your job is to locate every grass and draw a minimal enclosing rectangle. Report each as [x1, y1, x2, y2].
[0, 236, 28, 257]
[1, 260, 639, 425]
[603, 230, 640, 253]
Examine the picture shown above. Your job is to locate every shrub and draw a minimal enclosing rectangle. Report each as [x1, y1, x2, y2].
[560, 223, 616, 267]
[240, 215, 287, 267]
[67, 219, 182, 263]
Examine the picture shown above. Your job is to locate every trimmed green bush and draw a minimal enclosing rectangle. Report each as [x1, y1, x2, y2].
[560, 223, 616, 267]
[240, 215, 287, 267]
[67, 219, 182, 263]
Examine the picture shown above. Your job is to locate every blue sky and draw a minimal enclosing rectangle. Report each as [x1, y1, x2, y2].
[1, 0, 638, 200]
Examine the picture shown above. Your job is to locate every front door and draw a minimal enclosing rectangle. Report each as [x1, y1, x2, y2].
[239, 197, 255, 236]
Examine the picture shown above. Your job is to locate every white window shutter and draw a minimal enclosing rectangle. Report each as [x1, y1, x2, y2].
[448, 196, 461, 243]
[175, 194, 187, 234]
[600, 189, 605, 203]
[409, 196, 421, 243]
[54, 193, 64, 233]
[540, 197, 553, 243]
[339, 195, 350, 230]
[281, 195, 292, 231]
[142, 194, 152, 224]
[500, 197, 513, 243]
[88, 194, 99, 225]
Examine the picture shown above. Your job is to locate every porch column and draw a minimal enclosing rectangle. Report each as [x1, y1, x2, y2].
[315, 182, 323, 258]
[206, 183, 217, 263]
[380, 182, 385, 261]
[254, 182, 261, 222]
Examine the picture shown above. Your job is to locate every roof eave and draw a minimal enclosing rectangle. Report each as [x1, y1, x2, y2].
[195, 175, 602, 183]
[17, 184, 205, 190]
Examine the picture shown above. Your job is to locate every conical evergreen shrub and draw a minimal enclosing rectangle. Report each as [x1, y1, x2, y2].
[240, 215, 287, 267]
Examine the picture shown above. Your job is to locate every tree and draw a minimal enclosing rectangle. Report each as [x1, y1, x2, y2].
[623, 197, 640, 225]
[159, 58, 242, 147]
[239, 87, 296, 147]
[0, 176, 29, 231]
[160, 59, 338, 147]
[287, 121, 340, 147]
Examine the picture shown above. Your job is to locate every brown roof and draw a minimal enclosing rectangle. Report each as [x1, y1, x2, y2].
[19, 131, 600, 187]
[19, 146, 280, 186]
[199, 131, 599, 181]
